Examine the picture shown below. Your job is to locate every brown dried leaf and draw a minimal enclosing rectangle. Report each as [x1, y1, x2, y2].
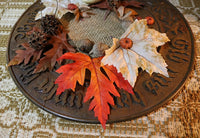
[8, 43, 42, 66]
[34, 29, 76, 73]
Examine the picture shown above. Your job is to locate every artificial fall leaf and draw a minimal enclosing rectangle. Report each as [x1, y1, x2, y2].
[90, 0, 142, 19]
[117, 6, 138, 21]
[121, 0, 144, 8]
[89, 0, 111, 9]
[90, 0, 143, 10]
[35, 0, 89, 20]
[9, 24, 75, 74]
[34, 29, 76, 73]
[74, 8, 95, 22]
[102, 64, 133, 94]
[8, 43, 42, 66]
[8, 27, 47, 67]
[55, 52, 133, 128]
[102, 19, 170, 87]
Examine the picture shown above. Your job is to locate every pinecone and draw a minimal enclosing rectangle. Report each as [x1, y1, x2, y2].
[41, 15, 62, 36]
[28, 31, 49, 50]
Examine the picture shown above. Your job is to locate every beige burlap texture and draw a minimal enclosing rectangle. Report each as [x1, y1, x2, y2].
[0, 0, 199, 137]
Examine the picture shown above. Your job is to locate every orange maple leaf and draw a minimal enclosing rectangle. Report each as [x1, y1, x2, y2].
[55, 52, 133, 129]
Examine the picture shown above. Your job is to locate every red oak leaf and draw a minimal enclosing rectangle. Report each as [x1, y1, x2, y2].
[8, 43, 42, 66]
[33, 29, 76, 73]
[55, 52, 133, 129]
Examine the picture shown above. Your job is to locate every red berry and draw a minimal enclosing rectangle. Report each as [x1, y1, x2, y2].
[68, 3, 78, 10]
[120, 38, 133, 49]
[145, 16, 155, 25]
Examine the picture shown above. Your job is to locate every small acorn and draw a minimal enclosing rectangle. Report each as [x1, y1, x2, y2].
[77, 39, 94, 53]
[119, 38, 133, 49]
